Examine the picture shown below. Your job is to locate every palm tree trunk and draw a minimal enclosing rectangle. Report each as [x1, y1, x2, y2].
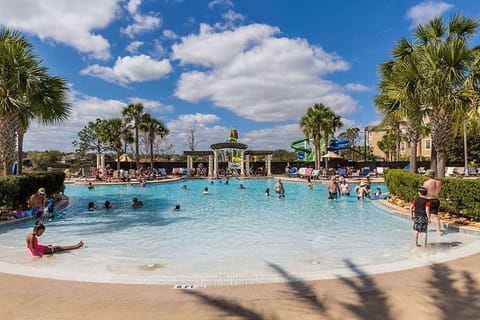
[149, 138, 154, 171]
[0, 117, 17, 176]
[323, 134, 329, 169]
[431, 112, 452, 178]
[16, 129, 24, 175]
[430, 143, 437, 173]
[116, 150, 121, 172]
[135, 126, 140, 170]
[409, 140, 417, 174]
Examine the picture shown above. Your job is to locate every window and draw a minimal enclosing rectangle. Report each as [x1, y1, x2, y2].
[425, 139, 431, 150]
[400, 142, 406, 152]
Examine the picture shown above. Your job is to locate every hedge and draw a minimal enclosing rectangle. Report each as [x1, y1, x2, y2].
[384, 169, 480, 221]
[0, 172, 65, 208]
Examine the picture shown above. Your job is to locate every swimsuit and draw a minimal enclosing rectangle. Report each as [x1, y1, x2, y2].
[328, 192, 338, 200]
[429, 198, 440, 215]
[27, 235, 46, 256]
[412, 198, 431, 233]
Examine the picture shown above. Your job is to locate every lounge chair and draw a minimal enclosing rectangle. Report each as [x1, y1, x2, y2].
[288, 167, 298, 177]
[302, 167, 313, 178]
[296, 167, 306, 178]
[376, 167, 385, 176]
[338, 168, 347, 177]
[362, 167, 371, 176]
[468, 167, 478, 176]
[310, 169, 320, 179]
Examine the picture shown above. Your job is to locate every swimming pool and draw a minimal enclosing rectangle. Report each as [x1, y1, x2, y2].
[0, 178, 479, 285]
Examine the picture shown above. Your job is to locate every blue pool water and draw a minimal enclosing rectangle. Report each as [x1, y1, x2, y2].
[0, 178, 479, 285]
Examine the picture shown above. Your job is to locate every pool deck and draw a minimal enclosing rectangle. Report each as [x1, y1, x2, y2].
[1, 253, 479, 319]
[2, 174, 480, 319]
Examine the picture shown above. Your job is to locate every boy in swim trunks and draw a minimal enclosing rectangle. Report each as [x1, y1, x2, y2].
[411, 187, 431, 247]
[422, 169, 442, 236]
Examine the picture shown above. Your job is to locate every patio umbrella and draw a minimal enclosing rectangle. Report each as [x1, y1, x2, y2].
[321, 151, 343, 159]
[321, 151, 343, 171]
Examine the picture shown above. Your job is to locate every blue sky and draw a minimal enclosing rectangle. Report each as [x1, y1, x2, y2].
[0, 0, 479, 153]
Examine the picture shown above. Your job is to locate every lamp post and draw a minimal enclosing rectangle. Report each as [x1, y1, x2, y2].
[364, 127, 368, 163]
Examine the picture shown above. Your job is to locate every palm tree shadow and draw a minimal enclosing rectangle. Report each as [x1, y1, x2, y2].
[267, 262, 327, 313]
[183, 290, 273, 320]
[339, 259, 393, 320]
[428, 263, 480, 320]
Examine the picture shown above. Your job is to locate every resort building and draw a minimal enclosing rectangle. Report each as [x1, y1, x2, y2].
[367, 125, 432, 161]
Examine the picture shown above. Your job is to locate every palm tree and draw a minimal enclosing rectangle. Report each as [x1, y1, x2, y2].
[375, 40, 426, 174]
[97, 118, 133, 172]
[139, 113, 169, 171]
[299, 103, 343, 170]
[122, 103, 145, 171]
[414, 14, 480, 177]
[0, 28, 70, 175]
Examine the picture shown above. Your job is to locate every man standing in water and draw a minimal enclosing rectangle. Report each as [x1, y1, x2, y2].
[422, 169, 442, 236]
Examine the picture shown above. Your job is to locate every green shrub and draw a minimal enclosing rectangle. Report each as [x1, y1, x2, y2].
[0, 172, 65, 208]
[384, 169, 480, 221]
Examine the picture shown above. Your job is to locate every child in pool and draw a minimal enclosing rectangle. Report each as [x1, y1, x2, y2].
[26, 221, 83, 257]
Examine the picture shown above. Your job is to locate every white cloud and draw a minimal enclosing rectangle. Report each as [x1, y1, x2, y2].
[222, 10, 244, 25]
[122, 0, 162, 38]
[242, 124, 303, 151]
[406, 1, 453, 27]
[163, 29, 178, 39]
[128, 97, 174, 113]
[0, 0, 118, 59]
[208, 0, 233, 10]
[174, 24, 354, 122]
[345, 83, 371, 92]
[172, 23, 280, 67]
[80, 55, 172, 85]
[126, 41, 144, 54]
[166, 113, 226, 151]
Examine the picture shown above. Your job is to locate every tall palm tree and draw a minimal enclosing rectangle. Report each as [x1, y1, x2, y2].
[299, 103, 343, 170]
[375, 40, 426, 174]
[321, 111, 343, 168]
[139, 113, 169, 171]
[122, 103, 145, 171]
[97, 118, 133, 172]
[414, 14, 480, 177]
[0, 28, 70, 175]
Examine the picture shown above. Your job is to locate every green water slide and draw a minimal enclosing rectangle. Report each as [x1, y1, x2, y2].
[290, 138, 315, 161]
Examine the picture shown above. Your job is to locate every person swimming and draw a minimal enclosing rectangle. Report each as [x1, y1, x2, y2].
[88, 201, 96, 211]
[173, 204, 181, 211]
[132, 197, 144, 208]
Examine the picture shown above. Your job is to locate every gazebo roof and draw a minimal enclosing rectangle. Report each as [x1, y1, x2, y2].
[210, 142, 248, 150]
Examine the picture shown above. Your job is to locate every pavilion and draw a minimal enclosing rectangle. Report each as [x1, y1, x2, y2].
[184, 141, 274, 177]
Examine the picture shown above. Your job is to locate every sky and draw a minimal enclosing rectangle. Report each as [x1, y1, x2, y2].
[0, 0, 479, 154]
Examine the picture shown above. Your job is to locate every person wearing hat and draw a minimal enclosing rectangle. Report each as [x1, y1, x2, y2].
[422, 169, 442, 236]
[355, 180, 371, 201]
[28, 188, 47, 218]
[411, 186, 431, 247]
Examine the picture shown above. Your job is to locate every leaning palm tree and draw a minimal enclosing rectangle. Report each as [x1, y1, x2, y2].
[0, 28, 70, 175]
[122, 103, 145, 171]
[139, 113, 169, 171]
[375, 40, 427, 174]
[16, 76, 70, 175]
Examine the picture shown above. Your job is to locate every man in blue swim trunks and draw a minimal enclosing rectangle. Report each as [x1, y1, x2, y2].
[422, 169, 442, 236]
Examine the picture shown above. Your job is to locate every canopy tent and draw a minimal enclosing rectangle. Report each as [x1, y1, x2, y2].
[321, 151, 343, 159]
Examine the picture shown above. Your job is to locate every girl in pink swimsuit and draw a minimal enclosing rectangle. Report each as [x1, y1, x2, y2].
[26, 221, 84, 257]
